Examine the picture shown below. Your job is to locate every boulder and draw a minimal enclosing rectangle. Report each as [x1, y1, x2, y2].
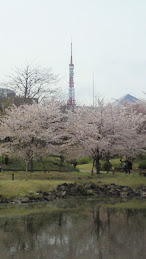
[27, 191, 34, 196]
[86, 189, 95, 196]
[122, 187, 130, 192]
[140, 191, 146, 197]
[44, 195, 54, 201]
[57, 191, 67, 198]
[110, 184, 116, 189]
[120, 192, 128, 197]
[84, 183, 96, 190]
[21, 197, 30, 203]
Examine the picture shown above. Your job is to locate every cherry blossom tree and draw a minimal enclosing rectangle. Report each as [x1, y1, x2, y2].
[119, 100, 146, 159]
[0, 98, 145, 176]
[0, 101, 70, 174]
[67, 99, 146, 174]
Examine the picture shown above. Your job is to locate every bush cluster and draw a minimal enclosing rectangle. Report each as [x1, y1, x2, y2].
[77, 157, 92, 164]
[138, 161, 146, 169]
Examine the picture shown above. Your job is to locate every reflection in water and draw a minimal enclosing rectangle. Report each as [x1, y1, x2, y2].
[0, 198, 145, 259]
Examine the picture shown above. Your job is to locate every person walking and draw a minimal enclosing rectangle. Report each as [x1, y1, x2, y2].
[127, 160, 132, 174]
[120, 158, 132, 174]
[120, 159, 129, 174]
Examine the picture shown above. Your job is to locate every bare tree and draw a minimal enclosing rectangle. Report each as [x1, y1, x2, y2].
[2, 64, 59, 102]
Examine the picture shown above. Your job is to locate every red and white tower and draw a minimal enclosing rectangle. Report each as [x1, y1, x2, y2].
[67, 42, 75, 106]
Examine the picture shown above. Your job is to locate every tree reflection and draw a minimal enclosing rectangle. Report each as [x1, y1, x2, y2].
[0, 200, 145, 259]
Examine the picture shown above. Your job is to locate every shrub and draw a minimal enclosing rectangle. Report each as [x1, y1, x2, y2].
[138, 161, 146, 169]
[112, 163, 123, 170]
[100, 161, 112, 171]
[77, 157, 92, 164]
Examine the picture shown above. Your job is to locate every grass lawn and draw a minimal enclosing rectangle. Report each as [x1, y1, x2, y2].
[77, 163, 146, 186]
[0, 164, 145, 199]
[0, 180, 67, 199]
[77, 158, 144, 171]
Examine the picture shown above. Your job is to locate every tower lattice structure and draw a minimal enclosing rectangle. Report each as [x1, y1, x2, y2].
[67, 42, 75, 106]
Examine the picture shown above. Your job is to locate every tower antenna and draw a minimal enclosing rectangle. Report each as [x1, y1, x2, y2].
[93, 72, 94, 107]
[67, 41, 75, 106]
[71, 40, 73, 64]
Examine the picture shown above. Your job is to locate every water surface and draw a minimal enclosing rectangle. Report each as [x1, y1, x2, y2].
[0, 198, 145, 259]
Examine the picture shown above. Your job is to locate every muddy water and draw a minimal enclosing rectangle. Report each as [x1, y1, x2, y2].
[0, 198, 145, 259]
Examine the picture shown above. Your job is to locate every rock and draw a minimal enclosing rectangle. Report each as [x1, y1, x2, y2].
[61, 191, 67, 197]
[122, 187, 129, 192]
[57, 183, 72, 191]
[120, 192, 128, 197]
[84, 183, 92, 189]
[141, 191, 146, 197]
[86, 189, 95, 196]
[0, 198, 9, 203]
[84, 183, 96, 190]
[36, 190, 43, 194]
[110, 184, 116, 189]
[133, 190, 140, 196]
[27, 191, 34, 196]
[44, 195, 53, 201]
[1, 183, 145, 205]
[36, 192, 40, 195]
[57, 191, 67, 198]
[108, 190, 117, 196]
[59, 185, 67, 191]
[117, 188, 122, 192]
[70, 187, 79, 196]
[43, 191, 49, 196]
[68, 185, 87, 196]
[21, 197, 30, 203]
[12, 197, 22, 204]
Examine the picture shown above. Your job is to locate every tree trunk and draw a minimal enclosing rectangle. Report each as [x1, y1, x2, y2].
[95, 156, 100, 174]
[106, 152, 111, 173]
[25, 160, 28, 181]
[91, 158, 95, 175]
[59, 156, 64, 172]
[30, 157, 33, 172]
[5, 154, 9, 165]
[40, 156, 47, 173]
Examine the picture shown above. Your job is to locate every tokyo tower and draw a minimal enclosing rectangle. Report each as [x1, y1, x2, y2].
[67, 42, 75, 106]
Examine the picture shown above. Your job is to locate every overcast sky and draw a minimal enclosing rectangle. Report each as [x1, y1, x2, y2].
[0, 0, 146, 104]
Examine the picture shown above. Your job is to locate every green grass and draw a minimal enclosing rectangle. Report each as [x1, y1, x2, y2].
[0, 180, 70, 198]
[0, 167, 145, 199]
[0, 158, 145, 199]
[77, 163, 93, 170]
[77, 159, 123, 171]
[77, 163, 146, 187]
[0, 155, 77, 172]
[77, 157, 146, 171]
[78, 172, 146, 188]
[1, 155, 145, 172]
[0, 170, 84, 181]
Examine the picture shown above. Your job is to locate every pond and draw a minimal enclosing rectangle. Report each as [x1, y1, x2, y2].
[0, 198, 145, 259]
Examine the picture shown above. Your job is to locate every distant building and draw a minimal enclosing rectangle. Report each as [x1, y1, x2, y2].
[0, 88, 16, 98]
[111, 94, 139, 107]
[0, 88, 38, 112]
